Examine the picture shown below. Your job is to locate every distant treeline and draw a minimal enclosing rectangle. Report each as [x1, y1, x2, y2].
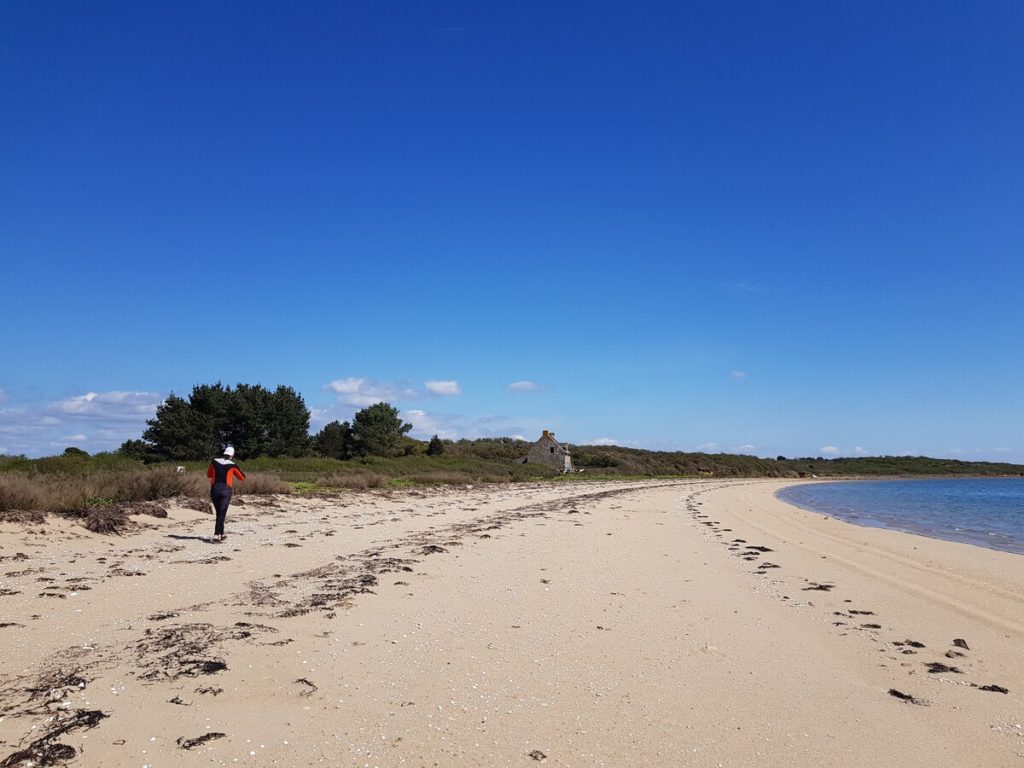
[4, 381, 1023, 480]
[4, 438, 1020, 483]
[565, 444, 1024, 478]
[436, 439, 1024, 477]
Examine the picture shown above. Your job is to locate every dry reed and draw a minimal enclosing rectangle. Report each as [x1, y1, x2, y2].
[0, 467, 285, 515]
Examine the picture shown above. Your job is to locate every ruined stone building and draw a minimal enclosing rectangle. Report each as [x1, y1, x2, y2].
[523, 430, 574, 472]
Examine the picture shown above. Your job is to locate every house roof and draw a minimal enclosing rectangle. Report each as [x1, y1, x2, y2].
[536, 430, 566, 449]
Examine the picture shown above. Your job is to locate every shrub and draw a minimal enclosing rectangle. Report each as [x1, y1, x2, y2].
[105, 468, 207, 501]
[235, 472, 292, 495]
[1, 468, 207, 512]
[0, 474, 49, 511]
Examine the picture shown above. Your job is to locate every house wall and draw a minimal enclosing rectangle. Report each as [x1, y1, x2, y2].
[526, 433, 573, 472]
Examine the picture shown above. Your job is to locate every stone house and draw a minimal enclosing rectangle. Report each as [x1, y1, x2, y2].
[523, 430, 573, 472]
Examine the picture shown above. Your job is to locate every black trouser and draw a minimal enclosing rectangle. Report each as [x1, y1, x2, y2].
[211, 485, 232, 536]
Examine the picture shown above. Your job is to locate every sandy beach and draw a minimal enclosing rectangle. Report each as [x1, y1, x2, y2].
[1, 478, 1022, 767]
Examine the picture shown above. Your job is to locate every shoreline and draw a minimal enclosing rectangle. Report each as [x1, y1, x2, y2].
[2, 479, 1022, 766]
[776, 476, 1024, 557]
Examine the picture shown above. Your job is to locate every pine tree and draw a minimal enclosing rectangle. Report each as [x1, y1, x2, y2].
[313, 420, 354, 459]
[426, 434, 445, 456]
[350, 402, 412, 457]
[141, 382, 311, 460]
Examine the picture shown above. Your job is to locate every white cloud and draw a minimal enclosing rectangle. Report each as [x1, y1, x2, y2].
[52, 392, 100, 414]
[0, 424, 35, 434]
[732, 443, 757, 452]
[325, 378, 364, 395]
[820, 446, 840, 455]
[507, 381, 543, 392]
[403, 409, 460, 440]
[853, 446, 869, 455]
[730, 370, 749, 379]
[589, 437, 618, 446]
[308, 407, 337, 429]
[425, 380, 461, 396]
[0, 390, 164, 456]
[324, 377, 418, 407]
[696, 442, 718, 452]
[399, 408, 541, 442]
[49, 391, 163, 421]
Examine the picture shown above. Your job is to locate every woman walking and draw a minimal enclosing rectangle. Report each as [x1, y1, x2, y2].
[207, 446, 245, 542]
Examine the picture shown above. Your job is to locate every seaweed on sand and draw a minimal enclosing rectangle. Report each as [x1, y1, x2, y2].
[134, 622, 274, 682]
[0, 710, 108, 768]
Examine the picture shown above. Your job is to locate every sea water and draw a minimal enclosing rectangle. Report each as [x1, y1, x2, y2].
[776, 478, 1024, 555]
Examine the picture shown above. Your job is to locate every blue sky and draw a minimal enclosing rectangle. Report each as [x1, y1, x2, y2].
[2, 1, 1022, 460]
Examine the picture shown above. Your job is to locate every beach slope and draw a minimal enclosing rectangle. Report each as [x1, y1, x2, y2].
[1, 479, 1022, 766]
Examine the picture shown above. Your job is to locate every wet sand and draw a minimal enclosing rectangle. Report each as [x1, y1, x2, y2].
[1, 479, 1022, 766]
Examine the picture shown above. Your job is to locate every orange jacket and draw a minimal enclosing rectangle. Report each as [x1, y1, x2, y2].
[208, 458, 246, 488]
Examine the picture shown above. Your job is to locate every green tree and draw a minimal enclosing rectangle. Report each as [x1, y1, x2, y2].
[223, 384, 309, 457]
[265, 385, 311, 456]
[143, 393, 218, 460]
[426, 434, 445, 456]
[141, 382, 311, 460]
[63, 446, 89, 458]
[313, 420, 354, 459]
[226, 384, 273, 456]
[350, 402, 412, 458]
[119, 439, 153, 462]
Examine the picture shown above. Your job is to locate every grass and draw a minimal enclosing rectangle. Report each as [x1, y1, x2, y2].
[235, 473, 292, 495]
[314, 470, 387, 490]
[0, 449, 555, 523]
[6, 440, 1021, 520]
[0, 467, 288, 514]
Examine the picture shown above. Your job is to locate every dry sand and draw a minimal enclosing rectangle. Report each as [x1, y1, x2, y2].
[1, 478, 1022, 767]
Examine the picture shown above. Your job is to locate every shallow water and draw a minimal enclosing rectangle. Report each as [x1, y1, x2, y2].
[777, 478, 1024, 555]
